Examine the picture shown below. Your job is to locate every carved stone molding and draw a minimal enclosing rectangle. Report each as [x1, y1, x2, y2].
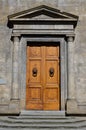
[67, 36, 74, 42]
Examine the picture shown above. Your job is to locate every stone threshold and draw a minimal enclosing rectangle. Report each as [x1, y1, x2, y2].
[20, 110, 65, 116]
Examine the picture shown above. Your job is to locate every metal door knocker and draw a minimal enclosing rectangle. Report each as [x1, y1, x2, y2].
[32, 67, 37, 77]
[49, 68, 54, 77]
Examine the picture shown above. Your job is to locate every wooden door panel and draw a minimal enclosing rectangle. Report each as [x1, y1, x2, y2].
[29, 46, 41, 57]
[44, 87, 59, 102]
[27, 85, 42, 101]
[46, 46, 59, 57]
[44, 46, 60, 110]
[26, 85, 43, 110]
[29, 60, 41, 83]
[26, 46, 43, 110]
[44, 86, 59, 110]
[45, 60, 59, 83]
[26, 44, 60, 110]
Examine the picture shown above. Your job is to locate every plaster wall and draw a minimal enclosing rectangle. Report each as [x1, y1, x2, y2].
[0, 0, 86, 112]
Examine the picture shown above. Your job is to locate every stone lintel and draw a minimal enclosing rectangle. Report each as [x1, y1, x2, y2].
[12, 29, 74, 36]
[14, 24, 74, 30]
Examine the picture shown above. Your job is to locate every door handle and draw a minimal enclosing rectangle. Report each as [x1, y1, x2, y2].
[32, 67, 37, 77]
[49, 68, 54, 77]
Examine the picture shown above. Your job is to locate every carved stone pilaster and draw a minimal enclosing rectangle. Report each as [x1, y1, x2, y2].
[12, 36, 20, 100]
[66, 35, 78, 114]
[67, 36, 75, 99]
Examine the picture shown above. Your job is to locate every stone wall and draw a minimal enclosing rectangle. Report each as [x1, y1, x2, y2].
[0, 0, 86, 112]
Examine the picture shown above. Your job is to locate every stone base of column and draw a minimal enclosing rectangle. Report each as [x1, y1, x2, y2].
[66, 99, 86, 115]
[8, 99, 20, 114]
[0, 99, 20, 115]
[66, 99, 78, 114]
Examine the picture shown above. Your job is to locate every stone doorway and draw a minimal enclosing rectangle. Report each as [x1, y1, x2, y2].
[7, 5, 78, 114]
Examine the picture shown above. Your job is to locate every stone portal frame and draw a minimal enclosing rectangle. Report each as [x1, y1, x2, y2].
[6, 5, 79, 115]
[19, 37, 67, 111]
[11, 33, 76, 114]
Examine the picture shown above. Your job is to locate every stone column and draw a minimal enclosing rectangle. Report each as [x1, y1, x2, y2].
[66, 35, 78, 114]
[67, 36, 75, 99]
[12, 36, 20, 100]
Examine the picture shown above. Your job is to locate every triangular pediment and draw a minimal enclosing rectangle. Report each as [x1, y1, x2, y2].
[8, 5, 78, 21]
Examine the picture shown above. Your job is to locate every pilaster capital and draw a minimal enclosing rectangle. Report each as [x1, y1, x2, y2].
[13, 36, 20, 42]
[67, 36, 74, 42]
[11, 36, 21, 44]
[66, 34, 75, 42]
[11, 33, 21, 42]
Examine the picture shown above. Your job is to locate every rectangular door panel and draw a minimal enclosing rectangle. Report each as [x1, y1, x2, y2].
[29, 46, 42, 58]
[45, 60, 59, 83]
[29, 60, 41, 83]
[44, 46, 60, 110]
[26, 85, 43, 110]
[27, 86, 42, 101]
[46, 46, 59, 58]
[45, 88, 58, 102]
[44, 85, 59, 110]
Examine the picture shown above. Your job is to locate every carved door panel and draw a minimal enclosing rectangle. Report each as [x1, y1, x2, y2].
[44, 46, 60, 110]
[26, 44, 60, 110]
[26, 46, 43, 110]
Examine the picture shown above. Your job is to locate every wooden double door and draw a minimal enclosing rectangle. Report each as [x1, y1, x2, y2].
[26, 43, 60, 110]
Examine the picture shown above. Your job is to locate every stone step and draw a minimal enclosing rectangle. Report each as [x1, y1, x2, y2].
[1, 115, 85, 122]
[0, 116, 85, 123]
[0, 116, 86, 127]
[0, 111, 86, 130]
[0, 121, 86, 129]
[21, 110, 65, 116]
[0, 128, 85, 130]
[8, 115, 73, 120]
